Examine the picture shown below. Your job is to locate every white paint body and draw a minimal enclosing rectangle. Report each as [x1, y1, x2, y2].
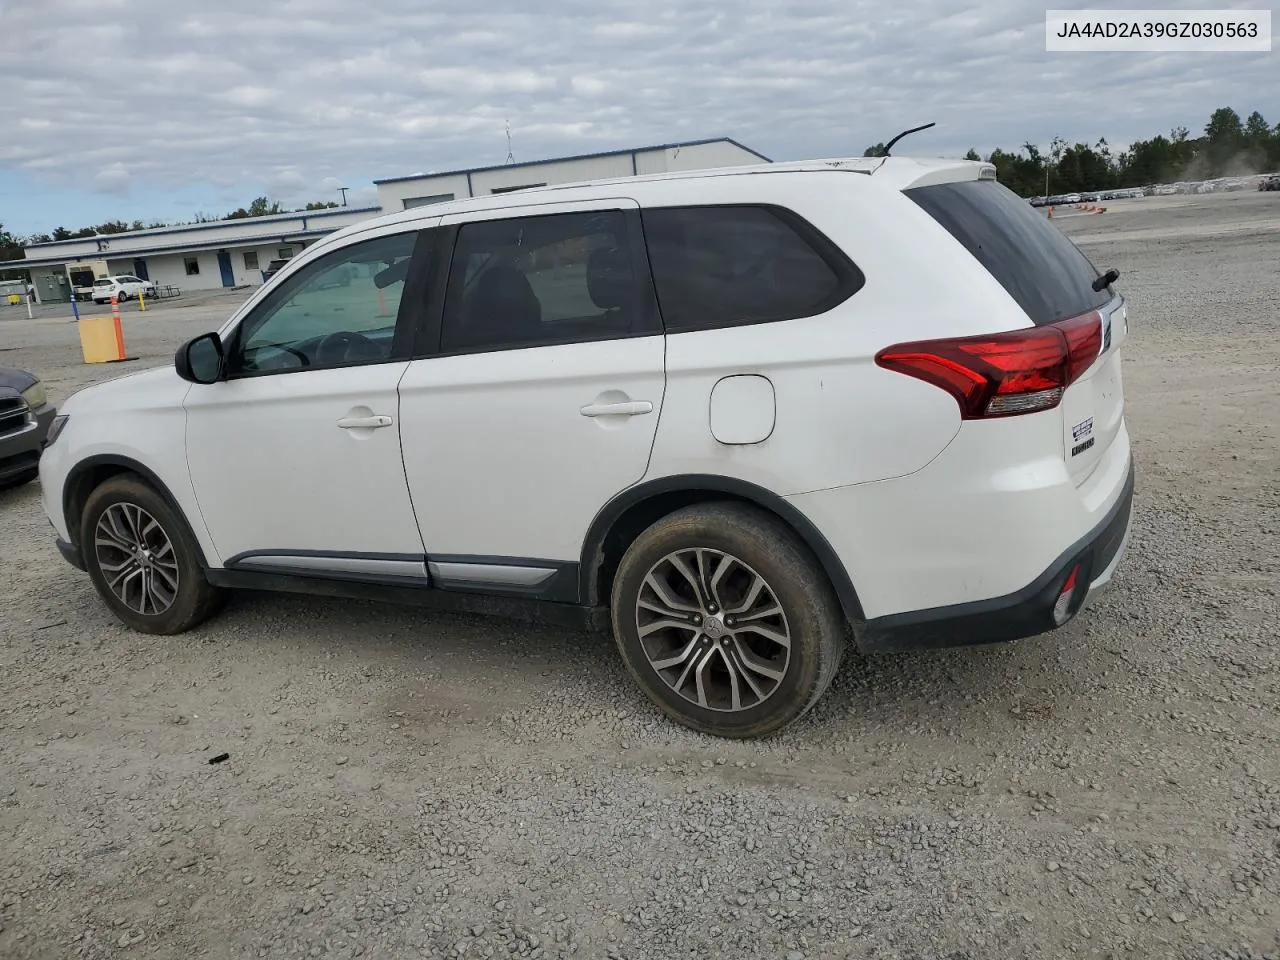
[41, 156, 1132, 625]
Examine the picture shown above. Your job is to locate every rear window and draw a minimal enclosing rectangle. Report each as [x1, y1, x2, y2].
[906, 179, 1111, 325]
[94, 279, 111, 286]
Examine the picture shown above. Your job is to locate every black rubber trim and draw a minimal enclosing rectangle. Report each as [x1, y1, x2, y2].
[61, 455, 212, 571]
[578, 474, 865, 622]
[205, 568, 605, 632]
[860, 461, 1135, 654]
[56, 537, 86, 571]
[428, 554, 581, 603]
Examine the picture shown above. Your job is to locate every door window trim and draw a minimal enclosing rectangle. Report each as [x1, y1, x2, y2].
[412, 207, 663, 360]
[221, 227, 435, 380]
[637, 202, 866, 333]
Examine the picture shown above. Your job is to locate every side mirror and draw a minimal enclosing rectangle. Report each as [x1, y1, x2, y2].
[175, 332, 224, 384]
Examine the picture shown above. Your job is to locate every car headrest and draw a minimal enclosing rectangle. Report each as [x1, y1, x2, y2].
[462, 262, 542, 346]
[586, 246, 631, 310]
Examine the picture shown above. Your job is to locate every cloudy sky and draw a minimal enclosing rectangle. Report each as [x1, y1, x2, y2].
[0, 0, 1274, 236]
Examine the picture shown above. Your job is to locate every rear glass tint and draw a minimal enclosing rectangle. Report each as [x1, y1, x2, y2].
[641, 205, 861, 332]
[906, 179, 1111, 325]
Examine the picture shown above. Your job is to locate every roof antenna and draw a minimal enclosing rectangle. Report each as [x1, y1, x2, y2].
[505, 120, 515, 165]
[882, 121, 936, 156]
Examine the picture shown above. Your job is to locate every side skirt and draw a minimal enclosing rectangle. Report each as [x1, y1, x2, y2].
[205, 568, 608, 633]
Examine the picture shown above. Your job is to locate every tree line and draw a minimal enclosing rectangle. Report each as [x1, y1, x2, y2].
[864, 106, 1279, 197]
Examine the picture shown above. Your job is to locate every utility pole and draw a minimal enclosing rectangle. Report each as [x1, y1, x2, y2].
[338, 187, 349, 207]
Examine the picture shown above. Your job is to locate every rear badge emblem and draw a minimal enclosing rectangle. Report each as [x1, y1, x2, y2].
[1072, 437, 1095, 457]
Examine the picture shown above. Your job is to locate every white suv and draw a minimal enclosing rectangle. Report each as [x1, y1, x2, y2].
[91, 275, 158, 304]
[39, 157, 1134, 738]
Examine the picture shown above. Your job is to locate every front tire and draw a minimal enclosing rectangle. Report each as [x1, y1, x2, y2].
[610, 502, 845, 738]
[80, 474, 225, 634]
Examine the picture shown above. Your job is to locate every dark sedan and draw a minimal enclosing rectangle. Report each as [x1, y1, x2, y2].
[0, 366, 57, 489]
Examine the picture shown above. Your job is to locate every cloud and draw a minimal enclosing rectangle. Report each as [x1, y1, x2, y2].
[93, 163, 132, 196]
[0, 0, 1275, 233]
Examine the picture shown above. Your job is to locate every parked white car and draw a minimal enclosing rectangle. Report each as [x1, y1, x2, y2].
[91, 275, 157, 304]
[38, 157, 1134, 738]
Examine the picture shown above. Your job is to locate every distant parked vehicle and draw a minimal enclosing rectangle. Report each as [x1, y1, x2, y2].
[91, 276, 157, 305]
[1259, 176, 1280, 192]
[262, 259, 291, 282]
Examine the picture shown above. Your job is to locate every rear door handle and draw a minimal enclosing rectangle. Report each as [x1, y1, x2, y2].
[579, 401, 653, 418]
[337, 415, 393, 429]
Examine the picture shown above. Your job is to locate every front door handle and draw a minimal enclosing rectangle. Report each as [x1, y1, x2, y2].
[580, 400, 653, 418]
[337, 415, 393, 429]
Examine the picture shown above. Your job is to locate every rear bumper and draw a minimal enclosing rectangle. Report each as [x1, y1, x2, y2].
[859, 461, 1134, 654]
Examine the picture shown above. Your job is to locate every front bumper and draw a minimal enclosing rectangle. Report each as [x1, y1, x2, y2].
[56, 536, 86, 571]
[859, 461, 1135, 654]
[0, 402, 56, 483]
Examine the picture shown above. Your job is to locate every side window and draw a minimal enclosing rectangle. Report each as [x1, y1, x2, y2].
[229, 231, 418, 376]
[439, 210, 647, 353]
[640, 205, 862, 332]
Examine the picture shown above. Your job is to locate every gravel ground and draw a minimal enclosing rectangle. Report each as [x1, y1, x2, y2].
[2, 191, 1278, 960]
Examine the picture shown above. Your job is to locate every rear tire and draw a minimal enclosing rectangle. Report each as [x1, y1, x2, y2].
[80, 475, 225, 635]
[610, 502, 845, 739]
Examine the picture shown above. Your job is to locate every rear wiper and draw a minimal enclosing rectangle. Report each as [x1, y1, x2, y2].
[1092, 267, 1120, 292]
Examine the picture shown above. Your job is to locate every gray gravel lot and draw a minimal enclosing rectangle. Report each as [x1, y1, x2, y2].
[2, 191, 1279, 960]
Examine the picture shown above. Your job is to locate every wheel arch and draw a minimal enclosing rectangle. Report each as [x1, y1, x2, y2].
[63, 454, 212, 570]
[579, 474, 865, 623]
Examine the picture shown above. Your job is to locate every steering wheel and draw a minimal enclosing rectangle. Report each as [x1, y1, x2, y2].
[314, 331, 381, 366]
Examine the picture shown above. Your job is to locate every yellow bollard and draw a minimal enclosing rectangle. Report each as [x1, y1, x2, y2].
[138, 288, 146, 312]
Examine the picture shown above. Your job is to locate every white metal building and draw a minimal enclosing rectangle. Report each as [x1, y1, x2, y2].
[9, 206, 379, 303]
[374, 138, 771, 212]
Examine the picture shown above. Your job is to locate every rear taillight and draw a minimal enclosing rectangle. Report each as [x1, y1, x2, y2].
[875, 312, 1103, 419]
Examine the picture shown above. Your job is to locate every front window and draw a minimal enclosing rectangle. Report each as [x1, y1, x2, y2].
[230, 232, 418, 375]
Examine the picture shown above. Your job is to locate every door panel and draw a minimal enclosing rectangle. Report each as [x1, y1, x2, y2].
[184, 226, 433, 570]
[399, 337, 665, 562]
[398, 201, 666, 572]
[185, 363, 422, 565]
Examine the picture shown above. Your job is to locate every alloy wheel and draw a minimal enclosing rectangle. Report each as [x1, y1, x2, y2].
[635, 548, 791, 712]
[93, 503, 180, 615]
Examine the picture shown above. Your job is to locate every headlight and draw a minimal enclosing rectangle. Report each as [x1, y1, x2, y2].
[21, 381, 47, 410]
[45, 415, 69, 447]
